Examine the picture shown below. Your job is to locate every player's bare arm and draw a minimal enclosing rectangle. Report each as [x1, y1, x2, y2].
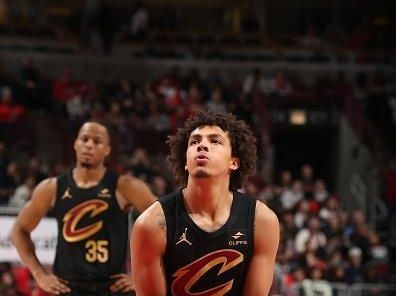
[116, 174, 157, 213]
[110, 175, 156, 292]
[243, 200, 280, 296]
[131, 201, 167, 296]
[11, 178, 71, 294]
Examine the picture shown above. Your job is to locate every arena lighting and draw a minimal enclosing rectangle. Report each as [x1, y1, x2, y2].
[289, 109, 307, 125]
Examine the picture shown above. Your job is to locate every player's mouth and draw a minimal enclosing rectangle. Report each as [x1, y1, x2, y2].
[195, 154, 209, 165]
[195, 154, 209, 160]
[82, 152, 94, 158]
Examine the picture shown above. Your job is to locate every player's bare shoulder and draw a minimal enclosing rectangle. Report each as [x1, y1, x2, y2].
[31, 177, 57, 204]
[37, 177, 57, 190]
[254, 200, 280, 234]
[132, 201, 167, 254]
[135, 201, 166, 233]
[116, 174, 136, 193]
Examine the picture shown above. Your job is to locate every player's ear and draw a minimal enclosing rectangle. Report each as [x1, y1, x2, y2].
[230, 157, 240, 171]
[105, 145, 111, 157]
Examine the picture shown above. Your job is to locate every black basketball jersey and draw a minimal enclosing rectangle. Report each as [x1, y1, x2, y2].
[159, 190, 256, 296]
[53, 169, 129, 281]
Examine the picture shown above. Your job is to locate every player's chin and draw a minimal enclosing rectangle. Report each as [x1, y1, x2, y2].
[193, 168, 210, 178]
[80, 161, 93, 168]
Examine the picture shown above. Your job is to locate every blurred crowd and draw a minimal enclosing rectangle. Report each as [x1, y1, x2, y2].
[247, 166, 391, 294]
[1, 60, 396, 294]
[0, 0, 394, 55]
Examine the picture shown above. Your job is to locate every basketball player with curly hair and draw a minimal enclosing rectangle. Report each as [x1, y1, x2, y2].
[131, 111, 279, 296]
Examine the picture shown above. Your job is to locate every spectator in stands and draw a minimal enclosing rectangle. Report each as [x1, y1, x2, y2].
[280, 170, 293, 190]
[281, 210, 299, 244]
[8, 175, 35, 208]
[294, 200, 312, 229]
[327, 249, 345, 270]
[347, 211, 371, 258]
[20, 57, 47, 111]
[26, 157, 47, 184]
[3, 162, 22, 200]
[301, 164, 315, 195]
[150, 175, 169, 197]
[157, 76, 182, 109]
[328, 264, 347, 283]
[104, 101, 126, 129]
[130, 1, 149, 39]
[113, 78, 133, 103]
[90, 101, 105, 120]
[319, 195, 341, 221]
[302, 268, 332, 296]
[271, 70, 292, 97]
[205, 87, 227, 114]
[65, 93, 90, 123]
[0, 262, 19, 296]
[146, 100, 171, 131]
[52, 68, 75, 117]
[263, 185, 283, 215]
[313, 179, 330, 203]
[285, 266, 306, 296]
[127, 147, 152, 182]
[366, 231, 389, 281]
[243, 68, 271, 95]
[230, 93, 254, 125]
[324, 216, 344, 255]
[346, 247, 365, 284]
[281, 180, 304, 210]
[0, 86, 25, 124]
[302, 242, 327, 272]
[295, 216, 327, 254]
[185, 84, 203, 116]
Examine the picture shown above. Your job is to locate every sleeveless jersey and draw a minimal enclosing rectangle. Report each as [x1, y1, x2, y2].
[53, 170, 129, 281]
[159, 190, 256, 296]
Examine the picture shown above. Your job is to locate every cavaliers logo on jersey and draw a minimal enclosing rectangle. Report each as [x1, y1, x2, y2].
[63, 199, 108, 242]
[171, 249, 244, 296]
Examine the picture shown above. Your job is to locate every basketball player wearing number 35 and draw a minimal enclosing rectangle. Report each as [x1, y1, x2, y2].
[131, 111, 280, 296]
[11, 121, 156, 295]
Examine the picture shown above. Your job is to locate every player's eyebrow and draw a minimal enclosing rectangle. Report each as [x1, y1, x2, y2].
[189, 133, 224, 139]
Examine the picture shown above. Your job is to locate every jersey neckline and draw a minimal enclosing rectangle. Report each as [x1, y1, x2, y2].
[68, 168, 108, 190]
[177, 189, 239, 238]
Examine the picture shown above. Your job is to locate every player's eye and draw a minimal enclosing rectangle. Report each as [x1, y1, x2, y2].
[211, 139, 222, 144]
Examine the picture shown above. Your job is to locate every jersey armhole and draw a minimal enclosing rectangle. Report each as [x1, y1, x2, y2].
[248, 199, 257, 261]
[158, 201, 171, 258]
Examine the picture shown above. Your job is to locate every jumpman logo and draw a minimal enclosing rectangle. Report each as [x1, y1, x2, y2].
[61, 188, 72, 200]
[176, 228, 192, 245]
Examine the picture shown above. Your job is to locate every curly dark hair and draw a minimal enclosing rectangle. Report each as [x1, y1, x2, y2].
[167, 111, 257, 190]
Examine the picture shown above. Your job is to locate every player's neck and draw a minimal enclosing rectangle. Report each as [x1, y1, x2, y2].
[183, 179, 232, 217]
[73, 165, 106, 188]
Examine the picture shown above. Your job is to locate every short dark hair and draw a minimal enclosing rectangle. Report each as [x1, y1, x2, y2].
[167, 111, 257, 189]
[78, 121, 111, 144]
